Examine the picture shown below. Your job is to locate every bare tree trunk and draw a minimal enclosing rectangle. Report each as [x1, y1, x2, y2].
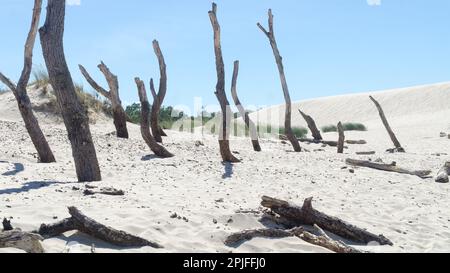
[208, 3, 240, 163]
[0, 0, 55, 163]
[369, 96, 405, 152]
[149, 40, 169, 143]
[436, 161, 450, 183]
[258, 10, 301, 152]
[135, 78, 174, 158]
[79, 62, 129, 139]
[298, 109, 322, 141]
[230, 61, 262, 152]
[39, 0, 101, 182]
[337, 121, 345, 154]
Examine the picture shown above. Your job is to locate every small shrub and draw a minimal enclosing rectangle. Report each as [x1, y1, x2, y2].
[31, 67, 50, 88]
[279, 126, 308, 138]
[321, 123, 367, 132]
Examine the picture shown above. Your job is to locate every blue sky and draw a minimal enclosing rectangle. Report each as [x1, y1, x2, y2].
[1, 0, 449, 111]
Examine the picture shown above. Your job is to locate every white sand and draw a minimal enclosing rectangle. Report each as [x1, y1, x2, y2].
[0, 83, 449, 253]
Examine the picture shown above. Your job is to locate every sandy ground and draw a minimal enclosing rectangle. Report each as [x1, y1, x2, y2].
[0, 83, 449, 253]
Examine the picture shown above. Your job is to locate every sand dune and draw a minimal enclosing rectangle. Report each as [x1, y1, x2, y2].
[0, 83, 449, 253]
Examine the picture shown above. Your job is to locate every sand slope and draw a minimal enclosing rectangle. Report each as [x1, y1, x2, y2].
[0, 84, 449, 253]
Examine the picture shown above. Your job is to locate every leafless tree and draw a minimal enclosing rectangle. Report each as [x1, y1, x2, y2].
[135, 78, 174, 158]
[258, 9, 301, 152]
[298, 109, 322, 141]
[149, 40, 168, 143]
[0, 0, 56, 163]
[208, 3, 240, 163]
[369, 96, 405, 152]
[230, 61, 262, 152]
[79, 62, 129, 139]
[39, 0, 101, 182]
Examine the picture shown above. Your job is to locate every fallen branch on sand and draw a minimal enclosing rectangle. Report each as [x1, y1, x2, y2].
[0, 230, 44, 253]
[345, 158, 432, 179]
[436, 162, 450, 183]
[83, 187, 125, 196]
[356, 151, 376, 155]
[38, 207, 162, 248]
[225, 196, 392, 253]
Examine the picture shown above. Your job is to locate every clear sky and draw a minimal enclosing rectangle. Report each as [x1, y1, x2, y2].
[1, 0, 449, 112]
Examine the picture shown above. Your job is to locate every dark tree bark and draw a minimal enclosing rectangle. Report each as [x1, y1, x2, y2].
[230, 61, 262, 152]
[337, 122, 345, 154]
[261, 196, 393, 246]
[369, 96, 405, 152]
[149, 40, 169, 143]
[79, 62, 129, 139]
[258, 10, 301, 152]
[208, 3, 240, 163]
[345, 158, 431, 179]
[135, 78, 174, 158]
[38, 207, 162, 248]
[39, 0, 101, 182]
[435, 161, 450, 183]
[298, 109, 322, 141]
[0, 0, 56, 163]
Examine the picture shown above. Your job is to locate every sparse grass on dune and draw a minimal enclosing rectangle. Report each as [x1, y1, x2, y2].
[322, 123, 367, 133]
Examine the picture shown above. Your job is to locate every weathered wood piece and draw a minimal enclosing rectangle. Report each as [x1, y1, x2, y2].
[0, 0, 56, 163]
[224, 226, 363, 253]
[83, 187, 125, 196]
[208, 3, 240, 162]
[135, 78, 174, 158]
[261, 196, 393, 246]
[40, 0, 101, 181]
[2, 218, 13, 231]
[346, 140, 367, 145]
[231, 61, 262, 152]
[258, 9, 301, 152]
[79, 62, 129, 139]
[38, 207, 162, 248]
[337, 122, 345, 154]
[356, 151, 376, 155]
[149, 40, 168, 143]
[369, 96, 405, 152]
[0, 230, 44, 253]
[345, 158, 431, 179]
[298, 109, 322, 141]
[436, 161, 450, 183]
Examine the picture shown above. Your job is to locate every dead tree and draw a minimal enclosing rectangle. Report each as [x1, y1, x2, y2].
[135, 78, 174, 158]
[346, 158, 431, 179]
[298, 109, 322, 141]
[436, 161, 450, 183]
[337, 122, 345, 153]
[261, 196, 393, 246]
[39, 0, 101, 182]
[258, 9, 301, 152]
[208, 3, 240, 163]
[149, 40, 169, 143]
[78, 62, 129, 139]
[38, 206, 162, 248]
[0, 230, 44, 253]
[230, 61, 262, 152]
[369, 96, 405, 152]
[0, 0, 56, 163]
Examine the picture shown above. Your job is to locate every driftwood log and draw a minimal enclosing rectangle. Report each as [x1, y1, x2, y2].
[225, 226, 362, 253]
[346, 158, 431, 179]
[208, 3, 240, 162]
[135, 78, 174, 158]
[83, 187, 125, 196]
[38, 207, 162, 248]
[231, 61, 262, 152]
[0, 230, 44, 253]
[369, 96, 405, 153]
[356, 151, 376, 155]
[258, 9, 301, 152]
[436, 161, 450, 183]
[79, 62, 129, 139]
[149, 40, 168, 143]
[337, 122, 345, 154]
[0, 0, 56, 163]
[298, 110, 322, 141]
[261, 196, 393, 246]
[40, 0, 101, 182]
[346, 140, 367, 145]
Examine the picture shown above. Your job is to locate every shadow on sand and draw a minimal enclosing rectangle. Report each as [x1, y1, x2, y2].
[1, 161, 25, 176]
[222, 162, 234, 179]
